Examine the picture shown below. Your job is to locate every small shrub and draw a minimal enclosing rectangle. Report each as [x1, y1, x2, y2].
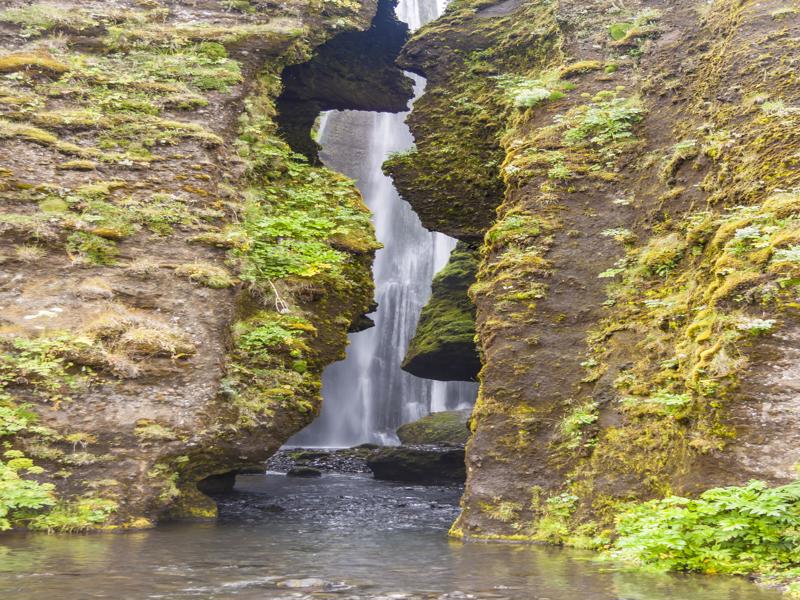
[28, 497, 117, 533]
[562, 95, 644, 147]
[66, 232, 118, 265]
[0, 455, 55, 530]
[611, 480, 800, 576]
[560, 402, 598, 448]
[175, 262, 236, 288]
[494, 70, 572, 108]
[736, 317, 776, 335]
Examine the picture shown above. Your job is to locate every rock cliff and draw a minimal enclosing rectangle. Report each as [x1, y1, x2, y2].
[390, 0, 800, 582]
[0, 0, 397, 531]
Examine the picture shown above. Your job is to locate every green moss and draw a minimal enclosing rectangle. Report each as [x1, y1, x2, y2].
[403, 242, 480, 380]
[396, 410, 471, 445]
[175, 262, 236, 289]
[384, 0, 563, 238]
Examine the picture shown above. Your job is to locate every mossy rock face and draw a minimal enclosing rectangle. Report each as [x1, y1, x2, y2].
[0, 0, 384, 532]
[402, 242, 480, 381]
[396, 410, 471, 445]
[399, 0, 800, 580]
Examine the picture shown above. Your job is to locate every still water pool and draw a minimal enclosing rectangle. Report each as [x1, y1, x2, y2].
[0, 474, 783, 600]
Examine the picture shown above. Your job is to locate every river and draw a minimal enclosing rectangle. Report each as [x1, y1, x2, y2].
[0, 473, 783, 600]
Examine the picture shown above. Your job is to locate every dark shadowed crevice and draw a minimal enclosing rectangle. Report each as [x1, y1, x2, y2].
[276, 0, 414, 162]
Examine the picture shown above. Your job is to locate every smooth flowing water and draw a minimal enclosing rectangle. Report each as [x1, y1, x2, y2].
[0, 473, 783, 600]
[290, 0, 478, 447]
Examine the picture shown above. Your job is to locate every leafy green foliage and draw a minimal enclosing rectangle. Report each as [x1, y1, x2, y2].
[0, 453, 55, 530]
[561, 95, 644, 147]
[0, 334, 86, 402]
[609, 22, 633, 41]
[611, 480, 800, 576]
[495, 70, 573, 108]
[28, 497, 117, 533]
[560, 402, 598, 448]
[235, 312, 315, 361]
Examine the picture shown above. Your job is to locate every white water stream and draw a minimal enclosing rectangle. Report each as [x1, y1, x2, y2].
[290, 0, 478, 447]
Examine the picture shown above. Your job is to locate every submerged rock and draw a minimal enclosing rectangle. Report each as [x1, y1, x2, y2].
[396, 411, 471, 445]
[267, 447, 373, 474]
[367, 445, 466, 483]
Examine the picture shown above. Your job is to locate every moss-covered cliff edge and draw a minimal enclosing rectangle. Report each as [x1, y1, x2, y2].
[0, 0, 394, 532]
[391, 0, 800, 587]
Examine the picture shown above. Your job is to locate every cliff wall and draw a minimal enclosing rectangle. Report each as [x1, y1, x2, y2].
[0, 0, 390, 531]
[391, 0, 800, 580]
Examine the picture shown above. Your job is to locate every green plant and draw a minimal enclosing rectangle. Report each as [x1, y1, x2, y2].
[560, 402, 598, 448]
[562, 96, 644, 147]
[28, 497, 117, 533]
[235, 313, 314, 360]
[611, 480, 800, 576]
[0, 452, 55, 530]
[494, 70, 573, 108]
[0, 334, 86, 402]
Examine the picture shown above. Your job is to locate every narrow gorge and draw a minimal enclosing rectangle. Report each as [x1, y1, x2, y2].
[1, 0, 799, 599]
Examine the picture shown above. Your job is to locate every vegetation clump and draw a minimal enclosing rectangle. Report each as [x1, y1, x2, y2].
[611, 480, 800, 579]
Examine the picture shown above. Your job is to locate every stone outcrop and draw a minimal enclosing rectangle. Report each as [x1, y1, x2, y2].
[0, 0, 397, 531]
[402, 241, 480, 381]
[396, 410, 470, 445]
[367, 445, 466, 483]
[276, 0, 414, 161]
[390, 0, 800, 554]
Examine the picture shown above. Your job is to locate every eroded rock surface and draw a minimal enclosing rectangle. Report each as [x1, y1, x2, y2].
[390, 0, 800, 550]
[0, 0, 391, 531]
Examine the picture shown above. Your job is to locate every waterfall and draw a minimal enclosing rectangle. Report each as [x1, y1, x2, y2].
[289, 0, 478, 448]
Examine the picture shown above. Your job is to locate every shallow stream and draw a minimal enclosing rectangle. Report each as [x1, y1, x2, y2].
[0, 474, 783, 600]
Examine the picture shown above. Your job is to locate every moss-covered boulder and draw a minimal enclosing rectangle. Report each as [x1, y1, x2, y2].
[402, 241, 480, 381]
[396, 410, 470, 445]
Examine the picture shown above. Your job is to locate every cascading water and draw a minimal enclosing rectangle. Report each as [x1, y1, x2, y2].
[290, 0, 478, 447]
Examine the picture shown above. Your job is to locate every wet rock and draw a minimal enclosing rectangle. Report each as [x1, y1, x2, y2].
[401, 242, 481, 382]
[278, 577, 328, 588]
[286, 466, 323, 478]
[396, 411, 471, 445]
[367, 445, 466, 483]
[267, 448, 372, 474]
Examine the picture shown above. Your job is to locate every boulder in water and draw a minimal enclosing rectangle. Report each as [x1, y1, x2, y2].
[396, 410, 471, 445]
[367, 445, 466, 483]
